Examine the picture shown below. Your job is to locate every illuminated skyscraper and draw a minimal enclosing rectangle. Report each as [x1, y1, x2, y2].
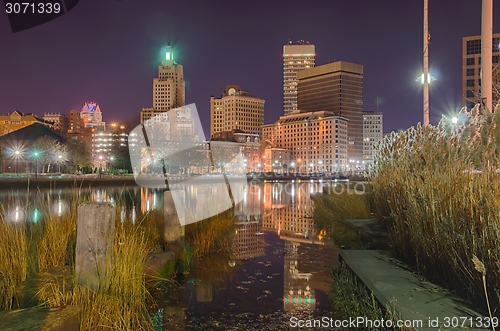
[141, 44, 185, 124]
[283, 41, 315, 116]
[80, 102, 105, 130]
[297, 61, 364, 164]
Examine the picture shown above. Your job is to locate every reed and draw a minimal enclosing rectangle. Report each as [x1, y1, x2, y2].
[185, 210, 235, 258]
[370, 104, 500, 311]
[0, 213, 28, 310]
[39, 219, 155, 330]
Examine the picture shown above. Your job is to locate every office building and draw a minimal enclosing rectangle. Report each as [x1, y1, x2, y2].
[210, 85, 265, 137]
[283, 41, 315, 116]
[43, 113, 68, 135]
[141, 45, 185, 124]
[297, 61, 363, 162]
[92, 123, 128, 169]
[462, 33, 500, 109]
[262, 148, 291, 173]
[67, 110, 84, 137]
[362, 111, 383, 166]
[262, 110, 349, 172]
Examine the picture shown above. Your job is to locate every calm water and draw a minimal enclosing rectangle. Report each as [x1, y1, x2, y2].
[0, 180, 340, 330]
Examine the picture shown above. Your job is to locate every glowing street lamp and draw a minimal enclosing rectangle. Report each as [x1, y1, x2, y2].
[109, 156, 115, 174]
[99, 155, 103, 178]
[58, 155, 62, 173]
[33, 151, 39, 179]
[14, 150, 20, 174]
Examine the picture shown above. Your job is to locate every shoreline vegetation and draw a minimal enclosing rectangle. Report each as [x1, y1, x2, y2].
[314, 105, 500, 322]
[0, 187, 235, 330]
[371, 105, 500, 313]
[314, 105, 500, 321]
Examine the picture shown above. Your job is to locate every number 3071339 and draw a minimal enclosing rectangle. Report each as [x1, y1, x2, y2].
[5, 2, 61, 14]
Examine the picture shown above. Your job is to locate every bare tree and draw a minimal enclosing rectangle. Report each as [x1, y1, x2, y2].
[32, 136, 61, 173]
[66, 139, 91, 173]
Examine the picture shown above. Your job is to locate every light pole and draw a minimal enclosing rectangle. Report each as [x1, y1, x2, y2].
[33, 151, 39, 179]
[423, 0, 429, 126]
[109, 156, 114, 175]
[99, 155, 103, 178]
[58, 155, 62, 173]
[14, 150, 20, 174]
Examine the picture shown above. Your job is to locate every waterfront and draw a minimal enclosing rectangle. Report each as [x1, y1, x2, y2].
[0, 180, 339, 330]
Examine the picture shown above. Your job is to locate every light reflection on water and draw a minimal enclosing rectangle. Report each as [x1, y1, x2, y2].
[0, 180, 342, 329]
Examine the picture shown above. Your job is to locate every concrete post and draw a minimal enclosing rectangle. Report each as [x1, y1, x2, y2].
[164, 190, 185, 245]
[75, 202, 115, 291]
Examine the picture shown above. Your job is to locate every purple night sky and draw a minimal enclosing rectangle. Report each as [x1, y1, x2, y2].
[1, 0, 499, 134]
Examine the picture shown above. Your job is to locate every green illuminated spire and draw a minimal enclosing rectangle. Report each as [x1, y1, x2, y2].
[166, 43, 173, 61]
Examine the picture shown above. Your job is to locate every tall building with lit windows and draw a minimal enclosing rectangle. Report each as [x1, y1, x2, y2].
[462, 33, 500, 109]
[141, 44, 185, 124]
[283, 41, 315, 116]
[297, 61, 363, 163]
[210, 85, 265, 137]
[362, 111, 383, 166]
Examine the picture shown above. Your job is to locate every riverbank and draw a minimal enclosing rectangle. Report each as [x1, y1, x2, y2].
[0, 173, 368, 190]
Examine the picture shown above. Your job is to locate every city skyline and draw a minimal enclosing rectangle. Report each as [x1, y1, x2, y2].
[1, 0, 500, 133]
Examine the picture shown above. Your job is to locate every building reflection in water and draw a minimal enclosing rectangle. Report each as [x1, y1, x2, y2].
[227, 179, 334, 312]
[283, 241, 314, 311]
[261, 180, 331, 312]
[233, 184, 265, 260]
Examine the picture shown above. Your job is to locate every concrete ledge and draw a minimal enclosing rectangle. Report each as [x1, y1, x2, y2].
[0, 305, 80, 331]
[342, 219, 392, 249]
[340, 250, 489, 331]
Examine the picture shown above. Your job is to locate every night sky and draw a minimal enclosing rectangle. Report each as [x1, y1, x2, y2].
[1, 0, 499, 134]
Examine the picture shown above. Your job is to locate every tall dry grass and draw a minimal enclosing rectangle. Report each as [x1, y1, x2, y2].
[0, 184, 235, 329]
[370, 104, 500, 311]
[0, 212, 28, 310]
[185, 210, 235, 258]
[39, 219, 155, 330]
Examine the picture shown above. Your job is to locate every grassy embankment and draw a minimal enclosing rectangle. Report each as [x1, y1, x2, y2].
[0, 187, 235, 330]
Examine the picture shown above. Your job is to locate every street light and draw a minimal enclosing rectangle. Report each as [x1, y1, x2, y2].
[14, 150, 20, 174]
[99, 155, 103, 178]
[109, 156, 114, 174]
[58, 155, 62, 174]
